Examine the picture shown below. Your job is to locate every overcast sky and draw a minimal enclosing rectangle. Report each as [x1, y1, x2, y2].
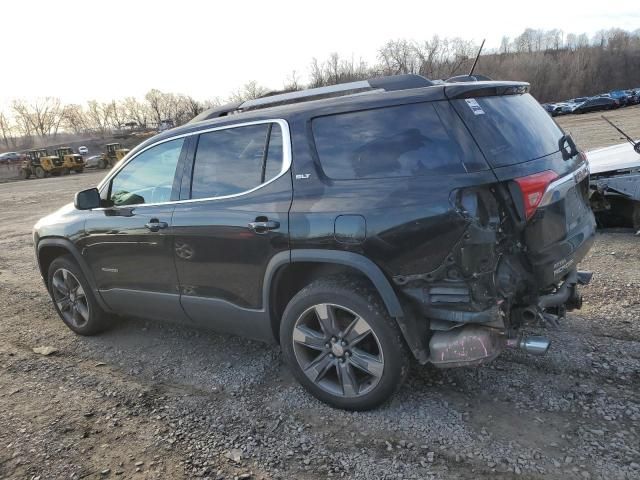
[3, 0, 639, 104]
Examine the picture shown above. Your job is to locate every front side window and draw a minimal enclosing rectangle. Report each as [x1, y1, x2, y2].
[109, 138, 184, 206]
[191, 123, 284, 199]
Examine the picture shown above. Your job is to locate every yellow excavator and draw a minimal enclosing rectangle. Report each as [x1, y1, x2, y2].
[55, 147, 85, 174]
[98, 143, 130, 169]
[19, 150, 65, 179]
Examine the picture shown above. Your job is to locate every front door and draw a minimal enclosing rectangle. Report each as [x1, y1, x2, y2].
[172, 121, 292, 340]
[81, 137, 189, 323]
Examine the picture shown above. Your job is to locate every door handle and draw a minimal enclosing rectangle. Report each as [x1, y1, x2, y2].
[145, 219, 168, 232]
[248, 219, 280, 234]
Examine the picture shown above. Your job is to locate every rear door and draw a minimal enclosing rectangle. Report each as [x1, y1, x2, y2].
[171, 120, 292, 341]
[448, 87, 596, 286]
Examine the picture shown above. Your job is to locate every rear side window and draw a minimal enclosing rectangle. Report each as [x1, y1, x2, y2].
[451, 93, 564, 168]
[311, 102, 474, 180]
[191, 123, 284, 199]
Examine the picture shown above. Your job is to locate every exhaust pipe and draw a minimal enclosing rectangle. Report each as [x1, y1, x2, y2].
[428, 327, 551, 368]
[507, 336, 551, 356]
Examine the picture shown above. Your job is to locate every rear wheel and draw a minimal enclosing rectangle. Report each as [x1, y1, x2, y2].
[632, 201, 640, 230]
[280, 276, 410, 410]
[47, 255, 110, 335]
[98, 159, 107, 169]
[19, 168, 30, 179]
[35, 166, 46, 178]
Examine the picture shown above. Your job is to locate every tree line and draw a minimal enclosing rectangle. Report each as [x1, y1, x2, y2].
[2, 27, 639, 150]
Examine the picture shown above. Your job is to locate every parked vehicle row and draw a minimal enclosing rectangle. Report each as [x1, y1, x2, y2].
[542, 88, 640, 116]
[19, 147, 85, 179]
[0, 146, 90, 165]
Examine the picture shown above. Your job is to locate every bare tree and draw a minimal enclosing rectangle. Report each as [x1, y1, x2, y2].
[145, 89, 164, 126]
[62, 104, 88, 134]
[500, 36, 511, 54]
[11, 97, 64, 138]
[284, 70, 301, 91]
[123, 96, 150, 128]
[228, 81, 269, 102]
[85, 100, 114, 135]
[0, 112, 16, 149]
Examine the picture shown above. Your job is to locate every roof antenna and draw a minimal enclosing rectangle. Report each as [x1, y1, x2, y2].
[602, 115, 640, 155]
[468, 39, 486, 78]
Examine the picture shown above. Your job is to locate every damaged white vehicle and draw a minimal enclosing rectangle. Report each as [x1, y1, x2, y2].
[587, 119, 640, 229]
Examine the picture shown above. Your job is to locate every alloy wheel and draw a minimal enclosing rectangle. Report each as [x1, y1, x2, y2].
[51, 268, 90, 329]
[292, 303, 384, 398]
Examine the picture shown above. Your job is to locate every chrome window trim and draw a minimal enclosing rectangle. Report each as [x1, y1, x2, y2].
[95, 118, 291, 208]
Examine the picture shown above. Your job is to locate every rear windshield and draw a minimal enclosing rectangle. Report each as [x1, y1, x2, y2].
[451, 93, 564, 168]
[312, 101, 486, 180]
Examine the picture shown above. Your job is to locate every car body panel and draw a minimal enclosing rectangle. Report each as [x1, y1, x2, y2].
[587, 141, 640, 174]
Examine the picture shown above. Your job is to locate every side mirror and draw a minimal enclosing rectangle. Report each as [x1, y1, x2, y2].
[74, 188, 101, 210]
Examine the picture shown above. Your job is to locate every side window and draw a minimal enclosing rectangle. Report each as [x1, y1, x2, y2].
[263, 124, 283, 181]
[191, 123, 284, 199]
[311, 102, 470, 179]
[109, 138, 184, 206]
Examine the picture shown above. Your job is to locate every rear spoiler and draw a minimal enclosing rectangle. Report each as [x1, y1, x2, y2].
[444, 81, 530, 100]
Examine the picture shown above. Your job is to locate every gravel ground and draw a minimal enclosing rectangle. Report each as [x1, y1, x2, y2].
[1, 169, 639, 480]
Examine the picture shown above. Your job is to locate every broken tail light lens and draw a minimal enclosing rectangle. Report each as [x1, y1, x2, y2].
[514, 170, 559, 220]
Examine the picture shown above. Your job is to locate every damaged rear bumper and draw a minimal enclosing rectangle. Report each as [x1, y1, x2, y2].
[425, 269, 592, 368]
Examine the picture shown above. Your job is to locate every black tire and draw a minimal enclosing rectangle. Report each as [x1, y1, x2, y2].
[75, 168, 84, 174]
[61, 168, 70, 176]
[19, 168, 30, 180]
[47, 255, 110, 336]
[35, 166, 46, 178]
[98, 159, 107, 169]
[280, 276, 410, 410]
[632, 201, 640, 230]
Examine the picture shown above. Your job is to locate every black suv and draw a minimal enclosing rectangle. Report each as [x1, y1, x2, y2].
[34, 74, 595, 410]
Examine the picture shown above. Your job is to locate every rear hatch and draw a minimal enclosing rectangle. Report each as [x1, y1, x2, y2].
[446, 82, 596, 288]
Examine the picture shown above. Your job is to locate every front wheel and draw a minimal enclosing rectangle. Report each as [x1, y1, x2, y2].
[280, 277, 410, 410]
[47, 255, 110, 335]
[97, 159, 107, 169]
[35, 166, 46, 178]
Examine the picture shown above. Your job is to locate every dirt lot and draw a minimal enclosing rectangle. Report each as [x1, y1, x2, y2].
[556, 104, 640, 151]
[1, 116, 639, 479]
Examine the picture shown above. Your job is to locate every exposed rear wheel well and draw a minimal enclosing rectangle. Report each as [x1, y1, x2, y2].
[269, 262, 377, 342]
[38, 246, 72, 287]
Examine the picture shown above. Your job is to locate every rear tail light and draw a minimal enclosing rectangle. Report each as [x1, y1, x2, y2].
[514, 170, 558, 220]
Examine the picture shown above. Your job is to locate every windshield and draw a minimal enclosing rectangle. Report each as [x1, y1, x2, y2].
[451, 93, 564, 168]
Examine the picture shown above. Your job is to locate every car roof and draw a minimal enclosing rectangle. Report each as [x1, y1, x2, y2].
[126, 76, 529, 159]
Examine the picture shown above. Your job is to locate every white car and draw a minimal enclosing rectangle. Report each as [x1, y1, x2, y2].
[587, 140, 640, 229]
[84, 155, 102, 168]
[78, 146, 89, 155]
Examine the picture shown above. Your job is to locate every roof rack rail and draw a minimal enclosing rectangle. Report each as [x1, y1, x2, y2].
[188, 101, 243, 124]
[240, 81, 372, 110]
[240, 74, 434, 111]
[190, 74, 434, 123]
[445, 74, 493, 83]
